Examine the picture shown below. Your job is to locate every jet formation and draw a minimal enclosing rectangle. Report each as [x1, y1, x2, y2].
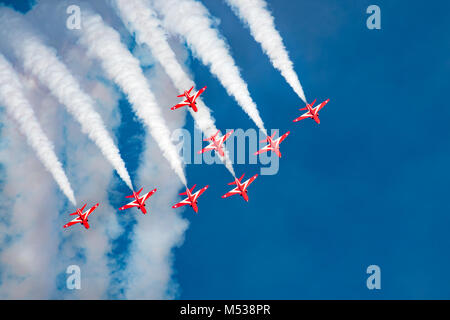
[64, 85, 329, 229]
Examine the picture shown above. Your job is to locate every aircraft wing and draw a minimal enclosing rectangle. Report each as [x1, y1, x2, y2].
[172, 197, 191, 209]
[171, 102, 190, 110]
[83, 203, 99, 218]
[276, 131, 290, 146]
[63, 217, 82, 228]
[314, 99, 329, 114]
[119, 200, 139, 210]
[222, 187, 241, 198]
[254, 144, 273, 155]
[243, 174, 258, 190]
[142, 188, 157, 202]
[218, 130, 233, 147]
[192, 185, 209, 202]
[193, 86, 206, 102]
[293, 111, 313, 122]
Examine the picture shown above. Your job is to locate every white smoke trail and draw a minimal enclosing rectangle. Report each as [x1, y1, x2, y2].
[0, 54, 76, 205]
[76, 4, 190, 298]
[112, 0, 236, 177]
[0, 1, 185, 299]
[121, 62, 189, 299]
[225, 0, 307, 103]
[0, 7, 133, 190]
[151, 0, 267, 135]
[77, 10, 187, 186]
[0, 45, 123, 299]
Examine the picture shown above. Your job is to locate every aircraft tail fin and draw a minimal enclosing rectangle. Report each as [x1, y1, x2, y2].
[261, 131, 276, 143]
[228, 173, 245, 185]
[204, 130, 220, 141]
[307, 99, 317, 108]
[179, 184, 197, 196]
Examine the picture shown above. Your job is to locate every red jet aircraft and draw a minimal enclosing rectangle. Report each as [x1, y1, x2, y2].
[222, 173, 258, 202]
[119, 187, 157, 215]
[198, 130, 234, 157]
[293, 99, 330, 124]
[171, 86, 207, 112]
[63, 203, 99, 229]
[172, 184, 209, 213]
[254, 131, 290, 158]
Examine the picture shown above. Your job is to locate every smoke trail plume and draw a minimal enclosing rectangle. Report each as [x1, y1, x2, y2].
[112, 0, 235, 177]
[120, 62, 189, 299]
[225, 0, 307, 103]
[0, 53, 76, 205]
[0, 7, 133, 190]
[77, 10, 187, 185]
[152, 0, 267, 135]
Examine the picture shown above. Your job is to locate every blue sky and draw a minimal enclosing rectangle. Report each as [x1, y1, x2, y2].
[172, 0, 450, 299]
[2, 0, 450, 299]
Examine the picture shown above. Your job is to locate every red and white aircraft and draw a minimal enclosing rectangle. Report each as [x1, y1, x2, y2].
[222, 173, 258, 202]
[293, 99, 330, 124]
[172, 184, 209, 213]
[63, 203, 99, 229]
[198, 130, 234, 157]
[119, 187, 157, 215]
[254, 131, 290, 158]
[171, 86, 207, 112]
